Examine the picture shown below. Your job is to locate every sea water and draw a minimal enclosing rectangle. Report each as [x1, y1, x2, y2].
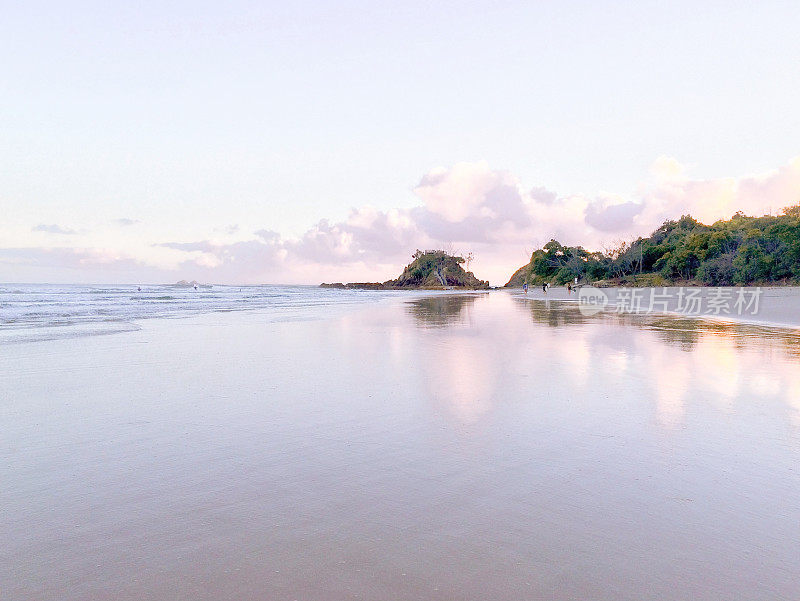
[0, 284, 438, 344]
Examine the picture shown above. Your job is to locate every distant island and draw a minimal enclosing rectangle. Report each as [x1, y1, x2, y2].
[507, 205, 800, 287]
[321, 250, 490, 290]
[173, 280, 212, 288]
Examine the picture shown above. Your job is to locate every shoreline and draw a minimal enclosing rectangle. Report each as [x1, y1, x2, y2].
[509, 285, 800, 331]
[0, 285, 487, 345]
[3, 284, 798, 346]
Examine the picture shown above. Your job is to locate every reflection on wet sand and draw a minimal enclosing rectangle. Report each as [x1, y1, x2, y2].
[405, 293, 480, 328]
[515, 293, 800, 428]
[5, 291, 800, 601]
[518, 295, 800, 358]
[403, 294, 491, 424]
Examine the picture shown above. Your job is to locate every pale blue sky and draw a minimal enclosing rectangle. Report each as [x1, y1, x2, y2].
[2, 1, 800, 283]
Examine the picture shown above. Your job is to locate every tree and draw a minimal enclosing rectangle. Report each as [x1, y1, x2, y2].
[464, 251, 474, 272]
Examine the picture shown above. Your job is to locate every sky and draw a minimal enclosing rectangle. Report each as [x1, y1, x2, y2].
[2, 0, 800, 285]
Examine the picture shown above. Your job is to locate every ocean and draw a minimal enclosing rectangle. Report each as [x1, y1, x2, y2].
[0, 283, 436, 344]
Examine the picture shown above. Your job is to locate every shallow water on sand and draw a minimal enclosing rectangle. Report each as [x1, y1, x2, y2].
[0, 284, 428, 344]
[2, 291, 799, 600]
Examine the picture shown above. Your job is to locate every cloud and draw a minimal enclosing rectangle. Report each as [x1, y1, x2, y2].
[7, 157, 800, 285]
[254, 229, 280, 243]
[584, 197, 644, 232]
[32, 224, 78, 235]
[113, 218, 140, 227]
[0, 247, 182, 283]
[213, 224, 240, 235]
[649, 156, 686, 181]
[156, 237, 287, 280]
[141, 163, 578, 283]
[159, 241, 218, 253]
[412, 161, 533, 241]
[529, 186, 558, 205]
[636, 156, 800, 229]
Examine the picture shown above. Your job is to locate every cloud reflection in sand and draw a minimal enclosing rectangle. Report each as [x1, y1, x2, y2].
[397, 292, 800, 431]
[515, 295, 800, 428]
[404, 294, 491, 424]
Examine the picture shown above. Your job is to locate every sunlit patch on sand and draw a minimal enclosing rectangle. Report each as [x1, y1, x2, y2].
[650, 348, 689, 428]
[749, 374, 780, 397]
[695, 336, 740, 410]
[603, 350, 629, 376]
[431, 341, 493, 424]
[556, 332, 592, 386]
[786, 375, 800, 427]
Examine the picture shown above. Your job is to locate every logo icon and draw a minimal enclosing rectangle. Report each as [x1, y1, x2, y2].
[578, 286, 608, 316]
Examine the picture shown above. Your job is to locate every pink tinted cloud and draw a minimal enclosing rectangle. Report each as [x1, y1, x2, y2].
[635, 156, 800, 232]
[5, 158, 800, 285]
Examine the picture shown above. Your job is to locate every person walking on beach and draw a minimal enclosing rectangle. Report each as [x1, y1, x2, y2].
[542, 283, 548, 294]
[567, 283, 572, 294]
[523, 283, 528, 294]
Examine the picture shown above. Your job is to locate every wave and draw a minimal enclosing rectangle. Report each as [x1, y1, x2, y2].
[0, 284, 408, 343]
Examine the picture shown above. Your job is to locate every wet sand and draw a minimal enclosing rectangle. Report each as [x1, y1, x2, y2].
[520, 285, 800, 329]
[2, 291, 800, 600]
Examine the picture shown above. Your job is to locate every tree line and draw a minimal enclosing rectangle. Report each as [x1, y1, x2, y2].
[509, 205, 800, 286]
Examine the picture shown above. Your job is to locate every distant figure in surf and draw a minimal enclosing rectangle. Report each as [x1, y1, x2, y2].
[567, 283, 572, 294]
[542, 283, 548, 294]
[137, 286, 141, 292]
[193, 284, 198, 291]
[523, 283, 528, 294]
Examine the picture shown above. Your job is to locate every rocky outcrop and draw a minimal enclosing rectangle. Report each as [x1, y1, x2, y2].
[173, 280, 212, 288]
[321, 250, 490, 290]
[388, 250, 489, 289]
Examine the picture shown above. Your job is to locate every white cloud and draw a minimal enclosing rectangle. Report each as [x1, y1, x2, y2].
[649, 156, 686, 181]
[584, 196, 644, 232]
[413, 161, 532, 237]
[32, 223, 78, 235]
[637, 156, 800, 229]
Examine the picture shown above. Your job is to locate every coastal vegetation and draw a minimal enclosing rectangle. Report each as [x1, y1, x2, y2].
[321, 250, 490, 290]
[506, 205, 800, 287]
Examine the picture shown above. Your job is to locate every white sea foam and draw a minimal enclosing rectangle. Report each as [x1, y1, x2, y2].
[0, 284, 432, 343]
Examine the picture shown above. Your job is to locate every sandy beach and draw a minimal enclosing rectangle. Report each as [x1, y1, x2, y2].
[7, 2, 800, 598]
[3, 290, 800, 600]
